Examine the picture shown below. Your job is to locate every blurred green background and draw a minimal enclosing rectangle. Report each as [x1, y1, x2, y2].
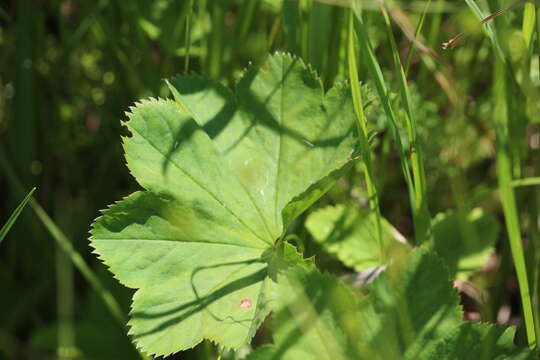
[1, 0, 539, 359]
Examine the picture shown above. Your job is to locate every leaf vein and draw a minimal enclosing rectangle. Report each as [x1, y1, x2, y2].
[129, 115, 270, 247]
[92, 238, 266, 250]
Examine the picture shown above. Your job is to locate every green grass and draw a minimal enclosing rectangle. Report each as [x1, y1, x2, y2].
[1, 0, 539, 358]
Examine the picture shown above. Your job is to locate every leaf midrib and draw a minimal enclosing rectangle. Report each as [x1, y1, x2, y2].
[164, 95, 279, 244]
[273, 56, 286, 231]
[92, 238, 267, 250]
[128, 118, 272, 247]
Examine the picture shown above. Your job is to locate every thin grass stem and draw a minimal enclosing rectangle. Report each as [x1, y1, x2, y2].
[0, 148, 153, 358]
[351, 0, 429, 244]
[347, 11, 385, 263]
[0, 188, 35, 244]
[379, 2, 432, 244]
[493, 57, 536, 349]
[404, 0, 431, 76]
[513, 177, 540, 187]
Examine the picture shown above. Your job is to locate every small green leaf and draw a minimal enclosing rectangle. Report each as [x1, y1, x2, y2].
[305, 204, 408, 271]
[270, 264, 363, 360]
[248, 249, 534, 360]
[432, 208, 499, 280]
[90, 53, 359, 357]
[420, 323, 534, 360]
[357, 249, 463, 359]
[360, 251, 534, 359]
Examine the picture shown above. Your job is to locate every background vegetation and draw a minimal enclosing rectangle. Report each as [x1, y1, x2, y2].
[1, 0, 539, 359]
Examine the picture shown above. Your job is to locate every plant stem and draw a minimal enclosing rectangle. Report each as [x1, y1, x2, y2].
[493, 57, 536, 349]
[513, 177, 540, 187]
[522, 1, 536, 48]
[0, 150, 126, 330]
[56, 232, 76, 360]
[208, 0, 224, 78]
[0, 147, 152, 360]
[404, 0, 432, 76]
[379, 2, 432, 244]
[0, 188, 35, 244]
[347, 11, 385, 263]
[350, 1, 429, 244]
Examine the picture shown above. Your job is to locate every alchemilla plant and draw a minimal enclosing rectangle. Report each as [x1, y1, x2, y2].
[90, 54, 535, 359]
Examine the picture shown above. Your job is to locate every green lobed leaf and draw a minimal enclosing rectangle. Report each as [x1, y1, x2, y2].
[167, 53, 359, 235]
[90, 53, 358, 357]
[432, 208, 499, 280]
[305, 204, 409, 272]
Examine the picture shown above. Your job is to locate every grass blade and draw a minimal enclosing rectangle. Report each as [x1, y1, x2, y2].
[0, 187, 35, 244]
[0, 148, 141, 355]
[513, 177, 540, 187]
[308, 1, 333, 77]
[522, 2, 536, 48]
[404, 0, 431, 75]
[207, 0, 225, 78]
[184, 0, 194, 73]
[351, 1, 430, 244]
[347, 10, 385, 263]
[493, 56, 536, 349]
[283, 0, 301, 54]
[379, 2, 432, 243]
[464, 0, 506, 60]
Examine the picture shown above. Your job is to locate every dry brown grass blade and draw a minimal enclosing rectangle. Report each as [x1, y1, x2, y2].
[442, 0, 529, 50]
[302, 0, 456, 12]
